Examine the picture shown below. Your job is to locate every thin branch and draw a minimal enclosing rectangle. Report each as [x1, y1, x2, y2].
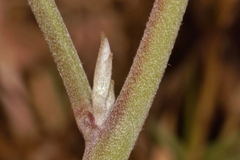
[28, 0, 92, 135]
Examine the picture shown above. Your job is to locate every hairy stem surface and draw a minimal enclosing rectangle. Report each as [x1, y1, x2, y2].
[28, 0, 188, 159]
[84, 0, 188, 159]
[28, 0, 92, 136]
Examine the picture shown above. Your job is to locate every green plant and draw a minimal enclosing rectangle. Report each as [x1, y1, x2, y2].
[28, 0, 188, 159]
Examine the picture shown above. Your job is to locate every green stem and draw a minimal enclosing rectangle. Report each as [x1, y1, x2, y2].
[28, 0, 92, 136]
[28, 0, 188, 159]
[84, 0, 188, 159]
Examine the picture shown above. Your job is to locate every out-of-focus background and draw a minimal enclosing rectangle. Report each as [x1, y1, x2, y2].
[0, 0, 240, 159]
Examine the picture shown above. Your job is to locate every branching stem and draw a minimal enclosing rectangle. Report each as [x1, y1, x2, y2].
[28, 0, 188, 159]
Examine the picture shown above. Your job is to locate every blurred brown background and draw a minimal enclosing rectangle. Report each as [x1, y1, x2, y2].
[0, 0, 240, 159]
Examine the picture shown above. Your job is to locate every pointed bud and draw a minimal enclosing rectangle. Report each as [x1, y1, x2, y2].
[92, 33, 115, 127]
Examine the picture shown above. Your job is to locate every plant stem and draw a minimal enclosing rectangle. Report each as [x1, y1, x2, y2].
[28, 0, 188, 159]
[28, 0, 92, 136]
[84, 0, 188, 159]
